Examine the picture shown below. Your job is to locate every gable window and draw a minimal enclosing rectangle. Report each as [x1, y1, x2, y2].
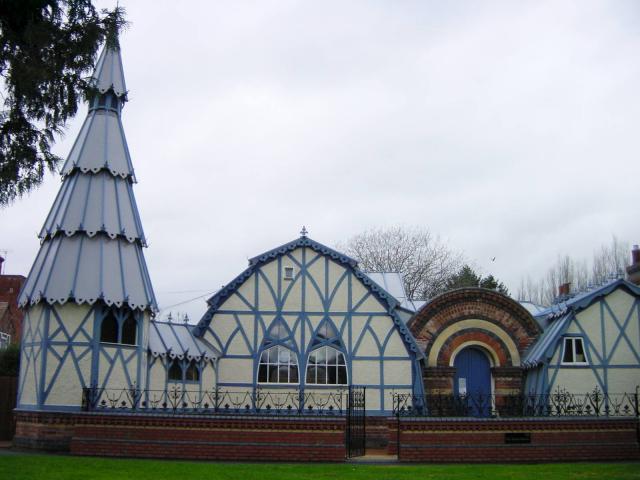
[306, 346, 347, 385]
[562, 337, 587, 365]
[283, 266, 294, 280]
[258, 346, 299, 384]
[99, 307, 138, 345]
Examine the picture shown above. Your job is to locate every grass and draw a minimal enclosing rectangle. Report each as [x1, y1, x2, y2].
[0, 454, 639, 480]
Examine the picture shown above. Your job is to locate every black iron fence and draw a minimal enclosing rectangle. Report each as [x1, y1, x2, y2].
[393, 388, 640, 418]
[82, 386, 348, 416]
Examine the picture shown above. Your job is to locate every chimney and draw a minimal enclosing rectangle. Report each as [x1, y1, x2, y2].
[558, 282, 571, 298]
[0, 255, 4, 275]
[626, 245, 640, 285]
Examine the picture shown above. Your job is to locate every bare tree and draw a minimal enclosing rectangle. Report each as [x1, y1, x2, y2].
[338, 226, 464, 300]
[517, 236, 630, 306]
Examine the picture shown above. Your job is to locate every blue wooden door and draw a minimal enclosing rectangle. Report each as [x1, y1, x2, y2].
[454, 347, 491, 416]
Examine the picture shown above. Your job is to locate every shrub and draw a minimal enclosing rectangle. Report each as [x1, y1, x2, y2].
[0, 343, 20, 376]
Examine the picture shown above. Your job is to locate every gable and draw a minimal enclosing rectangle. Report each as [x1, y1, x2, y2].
[194, 236, 422, 358]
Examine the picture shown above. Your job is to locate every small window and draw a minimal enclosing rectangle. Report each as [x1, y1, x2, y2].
[283, 266, 294, 280]
[168, 361, 183, 381]
[562, 337, 587, 365]
[0, 332, 10, 350]
[121, 315, 137, 345]
[185, 361, 200, 382]
[100, 311, 119, 343]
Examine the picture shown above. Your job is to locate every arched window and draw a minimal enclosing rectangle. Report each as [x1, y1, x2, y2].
[258, 346, 299, 384]
[185, 361, 200, 382]
[168, 361, 182, 381]
[306, 346, 347, 385]
[121, 315, 137, 345]
[100, 311, 119, 343]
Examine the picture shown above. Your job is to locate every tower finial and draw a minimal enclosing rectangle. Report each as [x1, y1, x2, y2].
[300, 226, 308, 237]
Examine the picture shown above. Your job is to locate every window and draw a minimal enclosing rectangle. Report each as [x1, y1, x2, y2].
[168, 361, 183, 381]
[283, 266, 294, 280]
[99, 311, 119, 343]
[306, 346, 347, 385]
[121, 316, 137, 345]
[185, 361, 200, 382]
[0, 332, 10, 350]
[562, 337, 587, 365]
[99, 308, 137, 345]
[258, 346, 299, 384]
[168, 360, 201, 383]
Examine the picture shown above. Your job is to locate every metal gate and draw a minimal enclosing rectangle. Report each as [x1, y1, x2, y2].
[346, 386, 366, 458]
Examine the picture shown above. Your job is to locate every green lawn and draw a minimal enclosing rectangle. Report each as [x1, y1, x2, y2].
[0, 454, 639, 480]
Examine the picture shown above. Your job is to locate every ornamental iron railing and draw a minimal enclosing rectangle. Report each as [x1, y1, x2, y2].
[81, 386, 348, 415]
[393, 387, 640, 418]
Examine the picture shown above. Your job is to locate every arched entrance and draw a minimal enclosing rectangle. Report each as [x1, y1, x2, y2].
[454, 346, 491, 416]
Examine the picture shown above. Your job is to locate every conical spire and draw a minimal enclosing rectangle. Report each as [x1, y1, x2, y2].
[19, 40, 157, 312]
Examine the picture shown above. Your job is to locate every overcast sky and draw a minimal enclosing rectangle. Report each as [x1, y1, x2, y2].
[2, 1, 639, 321]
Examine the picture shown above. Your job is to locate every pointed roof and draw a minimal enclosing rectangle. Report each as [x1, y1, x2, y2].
[59, 109, 135, 179]
[91, 44, 127, 97]
[193, 236, 423, 358]
[19, 40, 157, 313]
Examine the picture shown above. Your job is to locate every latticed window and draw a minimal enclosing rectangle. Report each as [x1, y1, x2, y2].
[258, 346, 299, 384]
[562, 337, 587, 364]
[306, 346, 347, 385]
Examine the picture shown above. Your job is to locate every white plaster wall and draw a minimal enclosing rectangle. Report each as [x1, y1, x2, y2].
[208, 246, 416, 411]
[147, 358, 166, 391]
[218, 358, 254, 384]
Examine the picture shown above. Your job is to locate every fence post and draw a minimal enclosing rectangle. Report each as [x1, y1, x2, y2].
[396, 394, 401, 460]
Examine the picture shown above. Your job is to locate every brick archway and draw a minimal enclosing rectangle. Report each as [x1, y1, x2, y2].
[409, 288, 542, 395]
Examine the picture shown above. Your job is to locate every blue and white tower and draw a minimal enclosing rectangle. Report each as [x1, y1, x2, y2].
[17, 37, 157, 410]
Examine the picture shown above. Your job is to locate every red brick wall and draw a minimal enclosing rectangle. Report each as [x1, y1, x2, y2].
[387, 417, 640, 462]
[14, 411, 346, 461]
[0, 275, 26, 343]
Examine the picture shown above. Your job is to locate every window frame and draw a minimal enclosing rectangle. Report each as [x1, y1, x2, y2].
[99, 307, 139, 346]
[283, 266, 295, 280]
[168, 359, 201, 384]
[257, 345, 300, 385]
[305, 345, 348, 386]
[561, 336, 588, 365]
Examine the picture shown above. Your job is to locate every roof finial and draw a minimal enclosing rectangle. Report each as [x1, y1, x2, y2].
[300, 226, 308, 237]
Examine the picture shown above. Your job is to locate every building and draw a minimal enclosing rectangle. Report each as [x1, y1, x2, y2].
[0, 256, 26, 348]
[11, 38, 640, 461]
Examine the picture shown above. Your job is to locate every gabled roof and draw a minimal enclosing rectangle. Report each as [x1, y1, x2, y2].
[194, 236, 423, 358]
[149, 321, 219, 362]
[522, 278, 640, 368]
[534, 278, 640, 321]
[364, 272, 423, 312]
